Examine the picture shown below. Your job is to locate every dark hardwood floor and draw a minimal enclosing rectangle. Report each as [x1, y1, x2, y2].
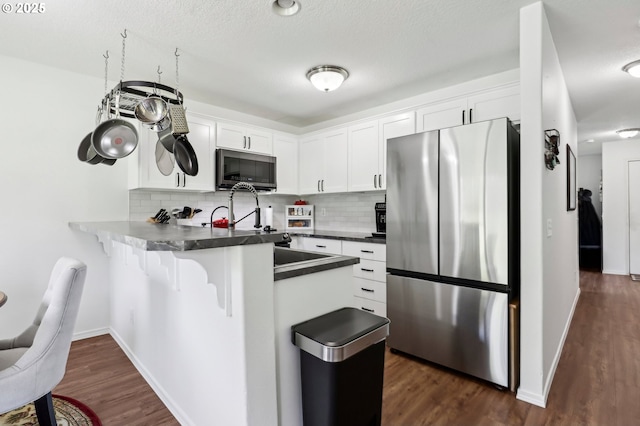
[54, 271, 639, 425]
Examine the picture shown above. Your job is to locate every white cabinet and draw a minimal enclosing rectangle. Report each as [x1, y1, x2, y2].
[272, 134, 298, 194]
[299, 128, 348, 194]
[348, 113, 416, 192]
[299, 237, 342, 255]
[216, 122, 273, 155]
[378, 112, 416, 189]
[348, 120, 380, 192]
[342, 241, 387, 317]
[128, 112, 215, 191]
[416, 83, 520, 132]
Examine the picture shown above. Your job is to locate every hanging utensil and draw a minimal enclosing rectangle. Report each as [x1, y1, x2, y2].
[134, 96, 169, 127]
[174, 134, 198, 176]
[92, 91, 139, 159]
[155, 138, 175, 176]
[158, 127, 177, 153]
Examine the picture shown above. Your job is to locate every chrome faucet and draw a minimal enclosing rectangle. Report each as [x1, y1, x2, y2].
[228, 182, 261, 230]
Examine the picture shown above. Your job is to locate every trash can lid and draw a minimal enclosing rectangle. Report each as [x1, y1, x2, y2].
[291, 307, 389, 362]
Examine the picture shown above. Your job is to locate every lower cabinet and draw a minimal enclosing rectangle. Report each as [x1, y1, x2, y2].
[299, 237, 388, 317]
[343, 241, 387, 317]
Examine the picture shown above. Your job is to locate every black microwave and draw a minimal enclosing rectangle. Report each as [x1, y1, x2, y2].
[215, 148, 277, 191]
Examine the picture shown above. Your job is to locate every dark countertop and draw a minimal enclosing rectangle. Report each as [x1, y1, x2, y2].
[290, 230, 386, 244]
[69, 221, 291, 251]
[273, 253, 359, 281]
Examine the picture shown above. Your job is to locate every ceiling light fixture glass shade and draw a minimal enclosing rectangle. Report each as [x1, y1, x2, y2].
[272, 0, 300, 16]
[306, 65, 349, 92]
[616, 128, 640, 138]
[622, 59, 640, 78]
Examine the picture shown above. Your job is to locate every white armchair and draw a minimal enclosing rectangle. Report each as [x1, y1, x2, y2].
[0, 257, 87, 426]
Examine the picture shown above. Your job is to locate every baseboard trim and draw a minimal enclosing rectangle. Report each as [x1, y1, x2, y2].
[602, 269, 628, 275]
[109, 329, 194, 426]
[516, 287, 581, 408]
[542, 287, 581, 401]
[516, 388, 546, 407]
[72, 328, 109, 341]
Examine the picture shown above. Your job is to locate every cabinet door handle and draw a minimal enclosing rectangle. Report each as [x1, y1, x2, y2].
[248, 136, 251, 149]
[317, 180, 321, 192]
[176, 173, 180, 187]
[362, 307, 374, 313]
[361, 288, 374, 293]
[378, 174, 382, 188]
[182, 173, 186, 187]
[361, 268, 374, 272]
[315, 245, 326, 248]
[321, 180, 324, 191]
[462, 109, 465, 125]
[361, 249, 374, 253]
[243, 136, 247, 149]
[469, 108, 473, 123]
[373, 174, 377, 188]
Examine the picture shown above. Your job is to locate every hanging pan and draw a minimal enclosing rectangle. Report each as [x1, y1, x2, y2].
[174, 135, 198, 176]
[92, 91, 138, 159]
[157, 127, 177, 153]
[155, 138, 175, 176]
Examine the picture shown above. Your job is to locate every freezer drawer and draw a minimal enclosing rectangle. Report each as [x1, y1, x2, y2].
[387, 275, 508, 387]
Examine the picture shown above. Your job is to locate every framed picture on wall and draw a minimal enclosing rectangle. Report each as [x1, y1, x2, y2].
[567, 145, 576, 211]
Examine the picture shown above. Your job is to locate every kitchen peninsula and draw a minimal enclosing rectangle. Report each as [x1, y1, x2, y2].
[69, 221, 358, 426]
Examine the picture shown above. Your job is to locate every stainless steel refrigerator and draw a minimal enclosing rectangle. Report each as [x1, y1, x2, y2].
[386, 117, 520, 388]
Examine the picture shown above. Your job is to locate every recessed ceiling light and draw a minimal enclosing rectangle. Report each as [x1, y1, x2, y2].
[622, 59, 640, 78]
[306, 65, 349, 92]
[272, 0, 300, 16]
[616, 128, 640, 138]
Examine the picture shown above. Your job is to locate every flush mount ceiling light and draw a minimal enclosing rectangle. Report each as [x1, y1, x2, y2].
[616, 128, 640, 138]
[272, 0, 300, 16]
[622, 59, 640, 78]
[306, 65, 349, 92]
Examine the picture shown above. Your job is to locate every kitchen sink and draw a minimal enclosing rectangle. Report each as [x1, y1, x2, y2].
[274, 247, 331, 266]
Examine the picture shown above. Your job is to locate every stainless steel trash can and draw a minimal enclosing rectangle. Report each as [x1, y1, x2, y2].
[291, 307, 390, 426]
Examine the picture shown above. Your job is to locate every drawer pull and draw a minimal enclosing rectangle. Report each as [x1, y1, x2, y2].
[361, 288, 374, 293]
[315, 245, 327, 248]
[362, 307, 374, 313]
[361, 268, 374, 272]
[361, 249, 374, 253]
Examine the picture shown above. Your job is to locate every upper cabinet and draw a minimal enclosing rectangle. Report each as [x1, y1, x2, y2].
[348, 120, 379, 192]
[416, 83, 520, 132]
[128, 112, 216, 191]
[348, 113, 416, 192]
[272, 134, 298, 195]
[299, 128, 348, 194]
[378, 112, 416, 189]
[216, 122, 273, 155]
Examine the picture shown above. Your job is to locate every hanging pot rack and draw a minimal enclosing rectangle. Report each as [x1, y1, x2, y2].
[104, 80, 185, 119]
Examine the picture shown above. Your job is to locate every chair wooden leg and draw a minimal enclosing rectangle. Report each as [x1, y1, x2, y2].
[34, 392, 57, 426]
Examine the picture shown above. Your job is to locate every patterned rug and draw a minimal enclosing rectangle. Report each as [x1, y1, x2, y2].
[0, 395, 101, 426]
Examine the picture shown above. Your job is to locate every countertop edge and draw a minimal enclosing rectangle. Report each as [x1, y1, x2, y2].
[290, 231, 386, 244]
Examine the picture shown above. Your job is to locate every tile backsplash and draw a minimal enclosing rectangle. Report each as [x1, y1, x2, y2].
[129, 190, 385, 234]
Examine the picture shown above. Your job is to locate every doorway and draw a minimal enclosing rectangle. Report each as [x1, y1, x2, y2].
[629, 160, 640, 279]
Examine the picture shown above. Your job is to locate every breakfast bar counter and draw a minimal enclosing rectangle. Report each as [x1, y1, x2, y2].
[70, 220, 356, 426]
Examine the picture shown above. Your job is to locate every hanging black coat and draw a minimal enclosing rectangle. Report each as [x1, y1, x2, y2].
[578, 189, 601, 247]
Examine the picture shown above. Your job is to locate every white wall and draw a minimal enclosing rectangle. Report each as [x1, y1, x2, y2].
[0, 55, 129, 339]
[602, 137, 640, 274]
[578, 154, 602, 218]
[518, 2, 580, 407]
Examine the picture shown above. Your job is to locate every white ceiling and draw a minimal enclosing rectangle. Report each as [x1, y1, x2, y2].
[1, 0, 639, 153]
